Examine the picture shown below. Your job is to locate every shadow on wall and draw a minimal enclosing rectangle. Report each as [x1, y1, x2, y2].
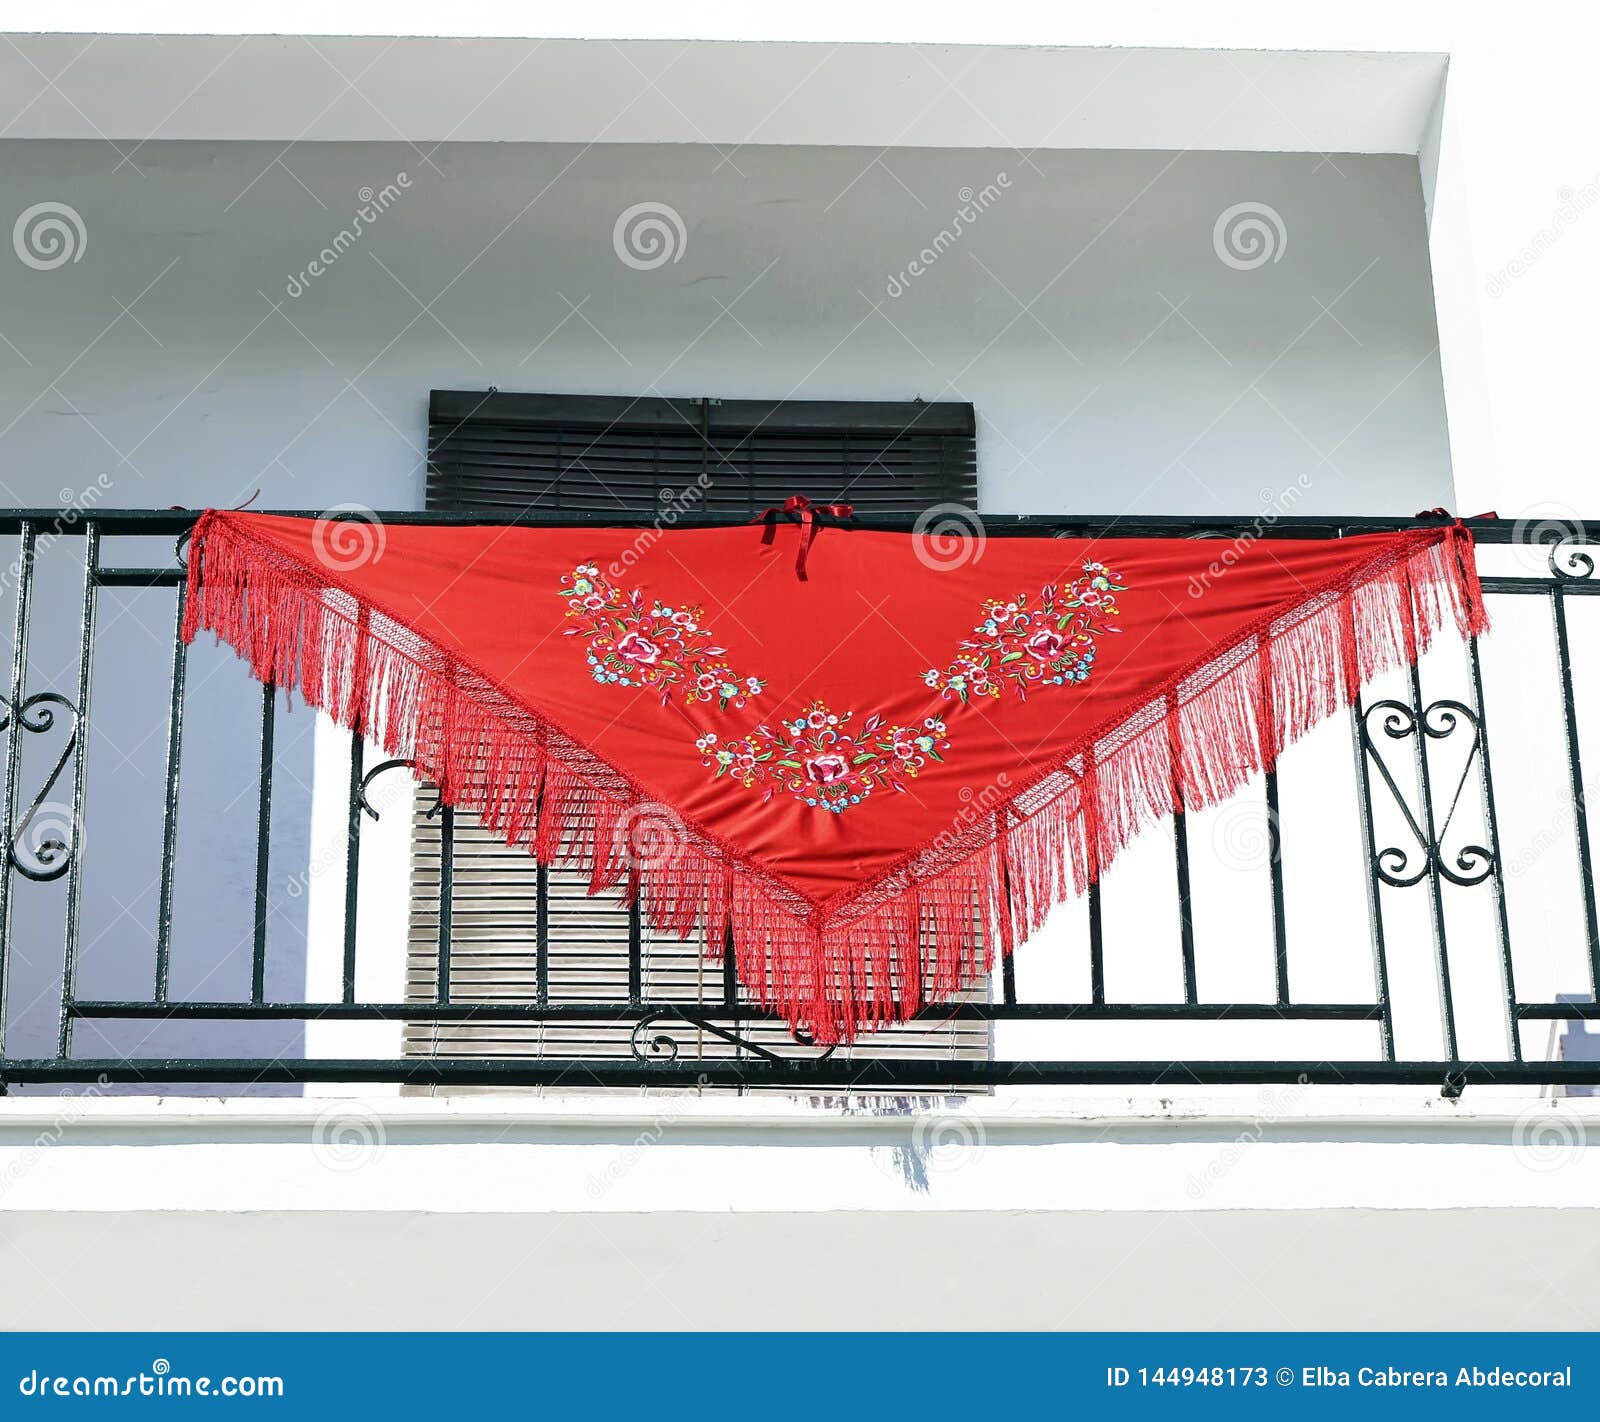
[1559, 994, 1598, 1097]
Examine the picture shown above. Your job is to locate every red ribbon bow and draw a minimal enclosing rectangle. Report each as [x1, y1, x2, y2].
[753, 494, 855, 581]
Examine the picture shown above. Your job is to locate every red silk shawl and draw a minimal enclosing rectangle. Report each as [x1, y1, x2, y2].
[183, 510, 1487, 1043]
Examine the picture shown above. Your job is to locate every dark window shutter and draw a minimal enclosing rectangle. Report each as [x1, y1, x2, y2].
[426, 391, 976, 517]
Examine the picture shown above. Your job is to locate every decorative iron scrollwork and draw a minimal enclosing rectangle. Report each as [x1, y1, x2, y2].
[1360, 698, 1492, 889]
[630, 1009, 838, 1065]
[1548, 538, 1596, 582]
[1, 691, 81, 881]
[358, 757, 441, 821]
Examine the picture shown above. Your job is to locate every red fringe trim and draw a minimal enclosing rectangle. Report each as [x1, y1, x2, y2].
[183, 513, 1488, 1045]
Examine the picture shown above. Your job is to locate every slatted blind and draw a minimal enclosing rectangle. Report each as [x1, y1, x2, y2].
[404, 390, 988, 1092]
[426, 390, 977, 516]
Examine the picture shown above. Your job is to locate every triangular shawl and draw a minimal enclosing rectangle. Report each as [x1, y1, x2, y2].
[183, 510, 1486, 1042]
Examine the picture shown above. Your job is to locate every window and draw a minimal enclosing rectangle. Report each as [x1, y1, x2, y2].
[424, 389, 977, 516]
[404, 391, 988, 1089]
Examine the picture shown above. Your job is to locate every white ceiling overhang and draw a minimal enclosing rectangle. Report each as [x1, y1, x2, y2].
[0, 34, 1446, 155]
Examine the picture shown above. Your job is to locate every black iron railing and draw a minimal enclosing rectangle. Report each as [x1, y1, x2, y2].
[0, 508, 1597, 1094]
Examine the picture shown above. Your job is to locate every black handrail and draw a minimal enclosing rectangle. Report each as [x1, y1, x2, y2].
[0, 508, 1569, 541]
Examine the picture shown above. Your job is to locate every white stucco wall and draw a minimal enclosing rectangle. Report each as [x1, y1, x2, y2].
[0, 140, 1449, 515]
[5, 1205, 1595, 1330]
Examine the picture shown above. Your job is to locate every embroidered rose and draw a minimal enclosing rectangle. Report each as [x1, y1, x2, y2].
[1025, 628, 1065, 660]
[926, 565, 1127, 703]
[615, 631, 662, 665]
[805, 753, 850, 785]
[700, 699, 950, 813]
[560, 565, 763, 709]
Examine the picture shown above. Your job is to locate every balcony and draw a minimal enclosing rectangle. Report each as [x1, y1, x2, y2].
[0, 508, 1595, 1096]
[1, 16, 1599, 1334]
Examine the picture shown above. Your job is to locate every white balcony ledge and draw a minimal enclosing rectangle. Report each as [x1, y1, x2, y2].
[2, 1090, 1595, 1219]
[0, 1087, 1594, 1132]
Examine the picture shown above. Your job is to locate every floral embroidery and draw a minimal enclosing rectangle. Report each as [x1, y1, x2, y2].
[560, 563, 765, 710]
[562, 559, 1130, 814]
[696, 701, 951, 814]
[924, 562, 1127, 704]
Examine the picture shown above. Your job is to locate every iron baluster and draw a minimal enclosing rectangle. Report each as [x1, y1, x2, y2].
[1351, 694, 1399, 1063]
[1466, 634, 1522, 1061]
[1169, 704, 1199, 1004]
[251, 681, 276, 1003]
[1087, 844, 1107, 1005]
[57, 523, 99, 1056]
[535, 864, 549, 1006]
[341, 728, 364, 1005]
[0, 523, 37, 1068]
[999, 806, 1018, 1006]
[152, 558, 190, 1004]
[1550, 583, 1600, 997]
[436, 803, 454, 1006]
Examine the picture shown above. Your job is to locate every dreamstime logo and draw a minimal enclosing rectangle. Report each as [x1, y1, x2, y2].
[285, 770, 414, 900]
[3, 475, 114, 597]
[1210, 800, 1279, 872]
[927, 773, 1012, 861]
[1505, 792, 1588, 881]
[311, 1103, 387, 1172]
[13, 201, 86, 270]
[1486, 175, 1600, 296]
[1510, 500, 1589, 577]
[608, 473, 712, 577]
[909, 1109, 987, 1175]
[1185, 1075, 1312, 1199]
[11, 799, 79, 880]
[0, 1074, 112, 1198]
[613, 801, 687, 872]
[1187, 476, 1314, 598]
[863, 1098, 1001, 1191]
[885, 174, 1011, 298]
[1212, 202, 1287, 271]
[912, 503, 986, 572]
[584, 1077, 711, 1200]
[1511, 1106, 1587, 1173]
[284, 173, 410, 298]
[17, 1359, 282, 1399]
[312, 503, 386, 571]
[613, 202, 687, 270]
